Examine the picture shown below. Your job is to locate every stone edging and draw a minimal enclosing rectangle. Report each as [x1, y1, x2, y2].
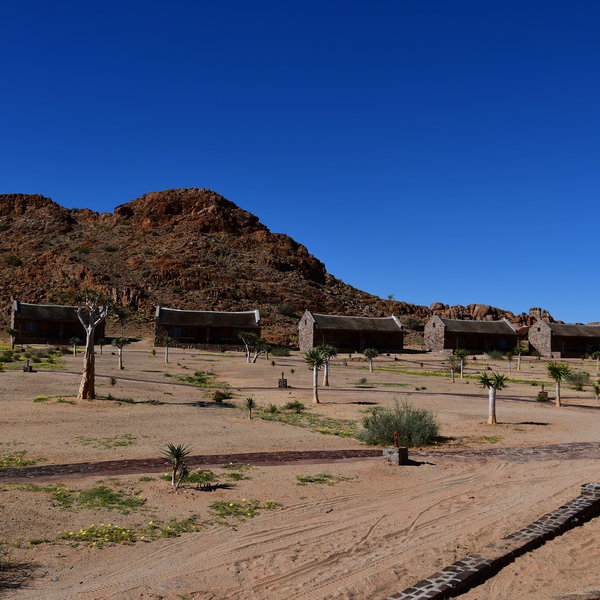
[0, 449, 382, 481]
[387, 482, 600, 600]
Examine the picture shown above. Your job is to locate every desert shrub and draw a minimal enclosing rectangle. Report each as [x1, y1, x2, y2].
[277, 303, 296, 317]
[59, 347, 71, 355]
[536, 392, 549, 402]
[358, 401, 439, 447]
[270, 345, 291, 357]
[358, 377, 368, 385]
[110, 377, 117, 387]
[264, 403, 279, 414]
[0, 351, 16, 363]
[487, 350, 504, 360]
[212, 389, 233, 403]
[566, 370, 590, 391]
[283, 400, 305, 413]
[4, 254, 23, 267]
[403, 316, 424, 331]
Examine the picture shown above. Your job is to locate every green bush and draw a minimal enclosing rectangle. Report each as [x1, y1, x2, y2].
[487, 350, 504, 360]
[566, 370, 590, 391]
[212, 389, 233, 403]
[264, 403, 280, 414]
[5, 254, 23, 267]
[357, 401, 439, 447]
[277, 303, 296, 317]
[270, 345, 291, 357]
[283, 400, 305, 413]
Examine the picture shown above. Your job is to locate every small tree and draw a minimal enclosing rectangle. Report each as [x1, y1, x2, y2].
[304, 348, 326, 404]
[114, 306, 130, 336]
[112, 337, 129, 370]
[317, 344, 337, 386]
[445, 354, 461, 383]
[98, 338, 106, 355]
[513, 344, 527, 371]
[163, 335, 172, 364]
[593, 381, 600, 403]
[6, 328, 18, 350]
[477, 372, 508, 425]
[591, 351, 600, 378]
[547, 362, 571, 407]
[453, 349, 469, 379]
[506, 351, 513, 375]
[161, 443, 191, 490]
[363, 348, 379, 373]
[239, 332, 270, 363]
[69, 337, 81, 356]
[245, 396, 256, 419]
[75, 289, 111, 400]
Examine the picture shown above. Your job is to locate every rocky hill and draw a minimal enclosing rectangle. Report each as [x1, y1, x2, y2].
[0, 189, 552, 344]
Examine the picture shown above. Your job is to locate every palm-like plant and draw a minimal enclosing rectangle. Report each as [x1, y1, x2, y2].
[111, 337, 129, 370]
[445, 354, 461, 383]
[163, 335, 172, 364]
[363, 348, 379, 373]
[547, 362, 571, 407]
[513, 344, 527, 371]
[69, 337, 80, 356]
[245, 396, 256, 419]
[477, 372, 508, 425]
[317, 344, 337, 386]
[593, 381, 600, 403]
[304, 348, 327, 404]
[161, 443, 191, 490]
[591, 351, 600, 378]
[453, 348, 469, 379]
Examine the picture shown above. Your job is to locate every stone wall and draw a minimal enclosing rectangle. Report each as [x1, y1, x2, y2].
[423, 316, 445, 352]
[298, 311, 315, 352]
[528, 320, 553, 357]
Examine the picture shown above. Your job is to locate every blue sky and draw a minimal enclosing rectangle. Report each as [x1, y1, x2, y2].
[1, 1, 599, 322]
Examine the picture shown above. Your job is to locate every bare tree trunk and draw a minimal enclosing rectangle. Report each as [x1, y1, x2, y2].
[451, 368, 455, 383]
[460, 358, 464, 379]
[78, 328, 96, 399]
[517, 354, 521, 371]
[555, 380, 561, 407]
[72, 344, 77, 356]
[487, 387, 497, 424]
[164, 346, 169, 363]
[313, 366, 320, 404]
[597, 358, 599, 378]
[369, 359, 373, 373]
[323, 360, 330, 386]
[118, 348, 124, 370]
[507, 360, 512, 375]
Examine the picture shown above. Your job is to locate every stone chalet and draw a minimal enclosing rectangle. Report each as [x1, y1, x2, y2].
[10, 300, 105, 345]
[154, 306, 260, 349]
[424, 315, 519, 353]
[298, 311, 403, 353]
[528, 321, 600, 358]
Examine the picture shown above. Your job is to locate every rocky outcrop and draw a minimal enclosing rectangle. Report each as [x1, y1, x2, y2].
[0, 189, 556, 341]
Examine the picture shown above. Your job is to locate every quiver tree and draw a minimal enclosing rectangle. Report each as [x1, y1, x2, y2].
[477, 372, 508, 425]
[363, 348, 379, 373]
[75, 289, 110, 400]
[6, 328, 18, 350]
[453, 348, 469, 379]
[112, 337, 129, 370]
[445, 354, 461, 383]
[317, 344, 337, 386]
[547, 362, 571, 407]
[69, 337, 81, 356]
[513, 344, 526, 371]
[591, 351, 600, 377]
[239, 332, 270, 363]
[304, 348, 326, 404]
[163, 335, 172, 364]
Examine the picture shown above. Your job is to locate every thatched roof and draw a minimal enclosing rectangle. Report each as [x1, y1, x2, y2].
[12, 301, 81, 322]
[439, 318, 517, 335]
[546, 323, 600, 338]
[155, 306, 260, 328]
[309, 312, 402, 332]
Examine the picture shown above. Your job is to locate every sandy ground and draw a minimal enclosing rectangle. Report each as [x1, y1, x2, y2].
[1, 340, 600, 599]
